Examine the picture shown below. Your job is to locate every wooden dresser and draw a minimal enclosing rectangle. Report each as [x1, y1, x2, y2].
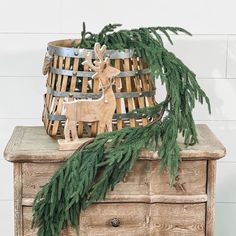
[4, 125, 225, 236]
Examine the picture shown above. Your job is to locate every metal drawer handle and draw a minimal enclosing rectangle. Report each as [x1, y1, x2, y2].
[111, 218, 121, 227]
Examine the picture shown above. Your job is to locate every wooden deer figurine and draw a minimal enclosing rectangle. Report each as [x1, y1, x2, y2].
[58, 43, 120, 150]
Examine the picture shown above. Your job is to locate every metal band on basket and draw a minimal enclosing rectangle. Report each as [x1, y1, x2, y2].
[50, 68, 150, 78]
[47, 87, 156, 99]
[48, 44, 134, 59]
[47, 112, 149, 122]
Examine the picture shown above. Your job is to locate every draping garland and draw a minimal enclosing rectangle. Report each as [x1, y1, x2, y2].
[32, 23, 210, 236]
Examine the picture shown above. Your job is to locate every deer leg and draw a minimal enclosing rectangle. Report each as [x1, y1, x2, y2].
[97, 121, 105, 134]
[106, 121, 113, 132]
[64, 119, 71, 142]
[70, 120, 79, 141]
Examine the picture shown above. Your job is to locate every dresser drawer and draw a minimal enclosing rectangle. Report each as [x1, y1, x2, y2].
[22, 160, 207, 199]
[23, 203, 149, 236]
[150, 203, 206, 236]
[23, 203, 205, 236]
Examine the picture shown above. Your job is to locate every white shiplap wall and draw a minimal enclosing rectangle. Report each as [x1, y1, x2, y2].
[1, 0, 236, 235]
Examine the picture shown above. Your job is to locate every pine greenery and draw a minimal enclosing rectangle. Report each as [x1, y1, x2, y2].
[32, 23, 211, 236]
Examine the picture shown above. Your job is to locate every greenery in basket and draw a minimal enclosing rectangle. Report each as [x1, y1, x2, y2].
[32, 23, 210, 236]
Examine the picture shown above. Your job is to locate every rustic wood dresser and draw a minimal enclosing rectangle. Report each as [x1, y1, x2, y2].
[4, 124, 225, 236]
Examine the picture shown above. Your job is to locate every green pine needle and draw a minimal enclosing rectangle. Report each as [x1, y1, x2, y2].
[32, 22, 211, 236]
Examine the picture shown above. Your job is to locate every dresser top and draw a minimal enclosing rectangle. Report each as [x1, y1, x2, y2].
[4, 125, 226, 163]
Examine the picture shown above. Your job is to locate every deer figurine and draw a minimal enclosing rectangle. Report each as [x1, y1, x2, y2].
[58, 43, 120, 150]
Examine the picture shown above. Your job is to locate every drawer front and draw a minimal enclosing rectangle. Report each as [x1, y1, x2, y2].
[22, 160, 207, 199]
[150, 160, 207, 195]
[23, 203, 149, 236]
[150, 203, 206, 236]
[23, 203, 205, 236]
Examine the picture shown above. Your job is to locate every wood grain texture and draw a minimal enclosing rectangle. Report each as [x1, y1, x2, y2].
[150, 203, 206, 236]
[206, 160, 217, 236]
[23, 203, 205, 236]
[3, 125, 225, 236]
[4, 125, 226, 163]
[21, 160, 206, 199]
[14, 163, 23, 236]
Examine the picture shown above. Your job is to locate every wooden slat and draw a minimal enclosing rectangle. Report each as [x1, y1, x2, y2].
[69, 58, 79, 100]
[132, 58, 148, 126]
[123, 58, 136, 127]
[114, 59, 123, 130]
[51, 57, 71, 136]
[45, 55, 58, 134]
[139, 59, 155, 107]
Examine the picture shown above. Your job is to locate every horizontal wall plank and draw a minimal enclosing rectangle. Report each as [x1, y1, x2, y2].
[227, 35, 236, 78]
[216, 163, 236, 203]
[1, 0, 236, 34]
[0, 34, 78, 77]
[165, 35, 227, 78]
[0, 77, 45, 118]
[0, 34, 228, 78]
[0, 160, 13, 200]
[0, 0, 62, 33]
[216, 203, 236, 236]
[193, 79, 236, 121]
[0, 201, 14, 236]
[201, 121, 236, 162]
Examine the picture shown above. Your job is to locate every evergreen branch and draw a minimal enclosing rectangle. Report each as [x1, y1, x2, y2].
[32, 22, 211, 236]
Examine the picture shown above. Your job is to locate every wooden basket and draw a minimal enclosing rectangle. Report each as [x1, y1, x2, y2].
[42, 39, 157, 137]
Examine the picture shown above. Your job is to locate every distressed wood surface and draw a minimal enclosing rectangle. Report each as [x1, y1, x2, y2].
[3, 124, 225, 236]
[23, 203, 205, 236]
[150, 203, 206, 235]
[206, 160, 217, 236]
[21, 161, 207, 199]
[4, 124, 226, 162]
[14, 163, 23, 236]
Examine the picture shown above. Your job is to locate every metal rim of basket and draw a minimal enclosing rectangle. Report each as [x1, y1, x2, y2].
[47, 39, 134, 59]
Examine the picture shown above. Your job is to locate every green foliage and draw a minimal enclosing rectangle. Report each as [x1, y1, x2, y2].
[32, 23, 211, 236]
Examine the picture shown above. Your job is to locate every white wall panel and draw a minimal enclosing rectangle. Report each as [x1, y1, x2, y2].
[227, 36, 236, 78]
[0, 201, 14, 236]
[0, 34, 78, 77]
[1, 0, 236, 34]
[61, 0, 236, 34]
[165, 35, 227, 78]
[0, 77, 45, 118]
[0, 160, 13, 200]
[193, 79, 236, 121]
[0, 0, 62, 33]
[216, 163, 236, 202]
[203, 121, 236, 162]
[216, 203, 236, 236]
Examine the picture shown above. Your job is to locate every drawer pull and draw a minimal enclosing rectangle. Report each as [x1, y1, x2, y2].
[111, 218, 121, 227]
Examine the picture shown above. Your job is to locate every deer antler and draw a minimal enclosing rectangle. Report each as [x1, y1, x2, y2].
[94, 43, 107, 62]
[82, 51, 100, 72]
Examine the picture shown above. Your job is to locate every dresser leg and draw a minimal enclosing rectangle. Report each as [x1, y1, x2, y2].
[14, 163, 23, 236]
[206, 160, 216, 236]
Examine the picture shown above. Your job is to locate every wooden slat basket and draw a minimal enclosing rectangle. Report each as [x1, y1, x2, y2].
[42, 39, 157, 137]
